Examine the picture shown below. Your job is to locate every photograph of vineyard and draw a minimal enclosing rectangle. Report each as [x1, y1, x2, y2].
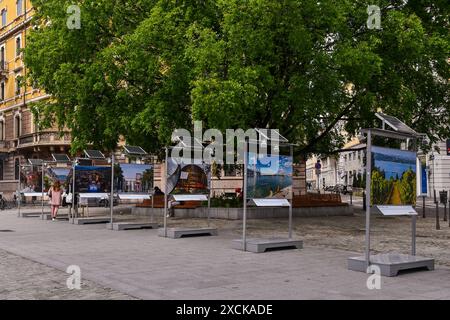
[371, 146, 417, 206]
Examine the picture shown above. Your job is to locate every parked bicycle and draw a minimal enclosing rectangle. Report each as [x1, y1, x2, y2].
[0, 194, 15, 210]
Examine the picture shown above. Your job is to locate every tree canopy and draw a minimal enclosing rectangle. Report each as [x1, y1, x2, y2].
[25, 0, 449, 157]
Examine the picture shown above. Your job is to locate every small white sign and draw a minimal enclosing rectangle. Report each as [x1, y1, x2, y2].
[180, 172, 189, 180]
[171, 194, 208, 202]
[117, 194, 151, 200]
[248, 199, 290, 207]
[377, 205, 417, 216]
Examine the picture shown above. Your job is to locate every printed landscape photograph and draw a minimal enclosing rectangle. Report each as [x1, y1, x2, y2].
[247, 153, 293, 199]
[371, 146, 417, 206]
[116, 164, 153, 193]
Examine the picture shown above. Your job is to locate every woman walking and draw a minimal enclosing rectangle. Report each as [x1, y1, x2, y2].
[48, 181, 63, 221]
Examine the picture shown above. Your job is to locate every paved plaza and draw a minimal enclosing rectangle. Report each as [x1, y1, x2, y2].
[0, 208, 449, 300]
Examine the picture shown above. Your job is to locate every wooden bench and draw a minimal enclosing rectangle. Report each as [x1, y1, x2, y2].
[292, 193, 347, 208]
[135, 196, 202, 209]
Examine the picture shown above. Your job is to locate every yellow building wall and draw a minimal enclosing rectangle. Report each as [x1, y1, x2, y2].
[0, 0, 47, 121]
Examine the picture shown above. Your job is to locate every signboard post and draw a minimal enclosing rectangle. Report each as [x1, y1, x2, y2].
[348, 113, 435, 276]
[159, 144, 216, 239]
[233, 131, 302, 253]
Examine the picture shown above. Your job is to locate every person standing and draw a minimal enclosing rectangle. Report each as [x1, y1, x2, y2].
[48, 181, 63, 221]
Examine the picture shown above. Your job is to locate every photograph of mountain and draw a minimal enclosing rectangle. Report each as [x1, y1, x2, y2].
[246, 153, 293, 199]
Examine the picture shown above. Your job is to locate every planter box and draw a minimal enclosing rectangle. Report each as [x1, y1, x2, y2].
[132, 205, 353, 220]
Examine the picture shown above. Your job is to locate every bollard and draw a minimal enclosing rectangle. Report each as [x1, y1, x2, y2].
[422, 196, 426, 218]
[362, 191, 366, 211]
[445, 202, 448, 223]
[436, 201, 440, 230]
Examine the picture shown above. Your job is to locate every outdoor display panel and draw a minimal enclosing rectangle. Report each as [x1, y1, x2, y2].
[21, 166, 43, 192]
[166, 158, 209, 195]
[71, 166, 112, 193]
[246, 152, 293, 200]
[370, 146, 417, 206]
[115, 164, 153, 193]
[46, 168, 71, 190]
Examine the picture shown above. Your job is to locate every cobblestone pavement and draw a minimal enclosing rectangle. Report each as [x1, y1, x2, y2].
[0, 248, 135, 300]
[0, 208, 450, 300]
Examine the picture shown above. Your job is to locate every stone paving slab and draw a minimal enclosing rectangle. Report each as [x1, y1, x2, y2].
[0, 248, 135, 300]
[0, 210, 449, 299]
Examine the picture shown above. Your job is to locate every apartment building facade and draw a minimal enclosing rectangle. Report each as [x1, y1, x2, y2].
[0, 0, 71, 196]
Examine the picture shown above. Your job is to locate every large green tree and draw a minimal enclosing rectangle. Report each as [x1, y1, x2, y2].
[25, 0, 449, 157]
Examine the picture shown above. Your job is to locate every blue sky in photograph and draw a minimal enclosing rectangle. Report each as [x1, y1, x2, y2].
[120, 164, 152, 180]
[372, 146, 416, 180]
[247, 153, 293, 176]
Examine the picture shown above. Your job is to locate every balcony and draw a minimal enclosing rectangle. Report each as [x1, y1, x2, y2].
[16, 131, 71, 149]
[0, 140, 10, 152]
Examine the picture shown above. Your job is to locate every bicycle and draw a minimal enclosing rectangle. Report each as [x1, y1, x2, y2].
[0, 194, 15, 210]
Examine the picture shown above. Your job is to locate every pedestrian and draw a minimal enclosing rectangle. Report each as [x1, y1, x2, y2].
[48, 181, 63, 221]
[153, 186, 164, 196]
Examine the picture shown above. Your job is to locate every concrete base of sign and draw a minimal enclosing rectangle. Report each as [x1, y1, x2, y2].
[19, 211, 49, 218]
[106, 222, 159, 231]
[158, 227, 218, 239]
[348, 253, 434, 277]
[232, 238, 303, 253]
[74, 217, 111, 225]
[42, 213, 69, 221]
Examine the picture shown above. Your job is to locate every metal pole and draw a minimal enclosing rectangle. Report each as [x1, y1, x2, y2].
[436, 201, 440, 230]
[411, 215, 416, 256]
[72, 163, 76, 224]
[365, 130, 372, 270]
[163, 147, 168, 237]
[207, 169, 211, 227]
[422, 195, 426, 218]
[41, 162, 45, 219]
[151, 191, 154, 224]
[17, 158, 21, 217]
[110, 153, 114, 230]
[288, 144, 293, 239]
[242, 138, 248, 251]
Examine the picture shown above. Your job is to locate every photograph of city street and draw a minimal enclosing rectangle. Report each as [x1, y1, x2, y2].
[0, 0, 448, 306]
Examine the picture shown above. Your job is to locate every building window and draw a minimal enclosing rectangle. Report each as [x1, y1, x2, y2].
[1, 9, 6, 27]
[0, 160, 3, 181]
[0, 120, 3, 140]
[0, 46, 4, 68]
[14, 114, 21, 138]
[15, 75, 21, 95]
[0, 82, 4, 100]
[17, 0, 23, 16]
[15, 36, 21, 57]
[15, 158, 20, 180]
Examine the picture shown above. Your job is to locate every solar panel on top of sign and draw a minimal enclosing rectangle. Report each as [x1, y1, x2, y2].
[255, 128, 289, 143]
[84, 150, 105, 159]
[375, 113, 418, 135]
[124, 146, 147, 156]
[52, 154, 70, 162]
[28, 159, 43, 166]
